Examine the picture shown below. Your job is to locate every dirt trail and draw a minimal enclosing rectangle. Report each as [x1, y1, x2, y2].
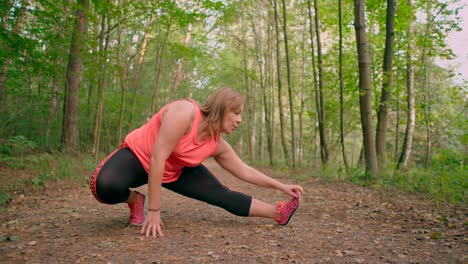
[1, 160, 466, 263]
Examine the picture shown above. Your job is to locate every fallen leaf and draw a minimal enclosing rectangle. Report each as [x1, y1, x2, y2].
[27, 241, 37, 246]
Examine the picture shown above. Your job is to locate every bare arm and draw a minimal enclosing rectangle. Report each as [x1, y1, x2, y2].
[142, 100, 195, 237]
[213, 138, 304, 198]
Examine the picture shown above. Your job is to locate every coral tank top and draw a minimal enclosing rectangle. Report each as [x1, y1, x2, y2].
[124, 99, 220, 183]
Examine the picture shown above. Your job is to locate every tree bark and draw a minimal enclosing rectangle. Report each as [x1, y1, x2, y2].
[314, 0, 330, 164]
[354, 0, 378, 177]
[151, 20, 172, 114]
[61, 0, 89, 154]
[171, 23, 192, 100]
[338, 0, 349, 171]
[128, 14, 154, 129]
[397, 0, 416, 170]
[253, 7, 271, 164]
[306, 0, 319, 162]
[273, 0, 289, 163]
[376, 0, 396, 168]
[92, 13, 111, 156]
[281, 0, 296, 168]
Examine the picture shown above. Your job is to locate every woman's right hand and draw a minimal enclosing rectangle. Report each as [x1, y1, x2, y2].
[141, 210, 164, 238]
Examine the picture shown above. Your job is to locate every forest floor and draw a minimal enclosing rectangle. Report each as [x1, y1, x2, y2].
[0, 160, 467, 264]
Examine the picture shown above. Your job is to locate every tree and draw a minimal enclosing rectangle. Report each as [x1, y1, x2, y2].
[338, 0, 349, 171]
[281, 0, 296, 168]
[172, 23, 193, 99]
[273, 0, 289, 163]
[92, 12, 111, 156]
[310, 0, 330, 165]
[397, 0, 416, 170]
[354, 0, 378, 177]
[376, 0, 396, 168]
[62, 0, 90, 154]
[0, 0, 27, 113]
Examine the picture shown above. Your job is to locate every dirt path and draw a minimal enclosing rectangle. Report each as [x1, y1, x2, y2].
[1, 161, 466, 263]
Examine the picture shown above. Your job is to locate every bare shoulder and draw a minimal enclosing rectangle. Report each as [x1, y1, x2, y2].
[164, 100, 195, 120]
[162, 100, 196, 133]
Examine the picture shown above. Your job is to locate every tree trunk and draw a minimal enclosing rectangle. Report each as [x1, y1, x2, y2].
[151, 20, 172, 114]
[354, 0, 378, 177]
[171, 23, 192, 99]
[62, 0, 89, 154]
[128, 14, 154, 129]
[376, 0, 396, 168]
[299, 19, 307, 163]
[264, 8, 274, 165]
[117, 0, 127, 144]
[314, 0, 330, 164]
[281, 0, 296, 168]
[394, 89, 400, 160]
[250, 82, 257, 161]
[92, 14, 111, 156]
[46, 59, 61, 143]
[273, 0, 289, 163]
[338, 0, 349, 171]
[397, 0, 416, 170]
[306, 0, 319, 162]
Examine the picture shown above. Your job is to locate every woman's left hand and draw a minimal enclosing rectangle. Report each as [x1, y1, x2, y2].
[281, 184, 304, 198]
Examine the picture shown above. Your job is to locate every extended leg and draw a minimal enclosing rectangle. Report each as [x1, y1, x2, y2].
[163, 164, 278, 219]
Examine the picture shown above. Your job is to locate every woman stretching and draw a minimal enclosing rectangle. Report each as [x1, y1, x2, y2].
[90, 87, 304, 238]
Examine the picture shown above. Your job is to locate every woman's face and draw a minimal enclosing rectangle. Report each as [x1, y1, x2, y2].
[220, 105, 243, 134]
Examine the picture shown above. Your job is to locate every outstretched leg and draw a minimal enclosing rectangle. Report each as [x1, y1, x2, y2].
[163, 164, 279, 220]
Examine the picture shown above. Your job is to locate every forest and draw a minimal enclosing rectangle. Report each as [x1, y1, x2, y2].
[0, 0, 466, 205]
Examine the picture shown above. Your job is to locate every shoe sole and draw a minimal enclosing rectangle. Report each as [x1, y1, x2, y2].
[128, 222, 144, 227]
[280, 200, 300, 226]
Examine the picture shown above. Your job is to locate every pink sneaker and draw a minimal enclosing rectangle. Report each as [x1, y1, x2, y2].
[128, 191, 145, 226]
[275, 197, 300, 226]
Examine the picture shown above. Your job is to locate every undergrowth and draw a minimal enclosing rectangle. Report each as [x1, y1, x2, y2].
[1, 135, 466, 207]
[0, 136, 95, 207]
[258, 157, 466, 206]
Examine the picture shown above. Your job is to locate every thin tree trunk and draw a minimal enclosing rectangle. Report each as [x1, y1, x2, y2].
[299, 18, 307, 163]
[117, 0, 126, 144]
[253, 7, 269, 163]
[272, 0, 289, 163]
[376, 0, 396, 168]
[240, 19, 252, 160]
[280, 0, 296, 168]
[46, 58, 61, 143]
[394, 70, 401, 161]
[171, 23, 192, 99]
[398, 0, 416, 170]
[265, 8, 274, 165]
[128, 15, 154, 129]
[313, 0, 330, 164]
[306, 0, 319, 163]
[151, 20, 172, 114]
[62, 0, 89, 154]
[354, 0, 378, 177]
[250, 81, 257, 161]
[92, 14, 111, 156]
[338, 0, 349, 171]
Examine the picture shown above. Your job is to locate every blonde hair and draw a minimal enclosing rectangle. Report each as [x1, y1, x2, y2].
[200, 87, 244, 136]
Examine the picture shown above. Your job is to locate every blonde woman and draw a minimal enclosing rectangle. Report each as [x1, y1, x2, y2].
[90, 87, 304, 238]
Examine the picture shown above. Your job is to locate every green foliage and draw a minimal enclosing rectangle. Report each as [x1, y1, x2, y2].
[0, 136, 37, 161]
[0, 0, 466, 208]
[0, 149, 95, 207]
[348, 154, 467, 205]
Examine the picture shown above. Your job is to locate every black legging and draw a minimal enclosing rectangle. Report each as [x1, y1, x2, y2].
[90, 147, 252, 217]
